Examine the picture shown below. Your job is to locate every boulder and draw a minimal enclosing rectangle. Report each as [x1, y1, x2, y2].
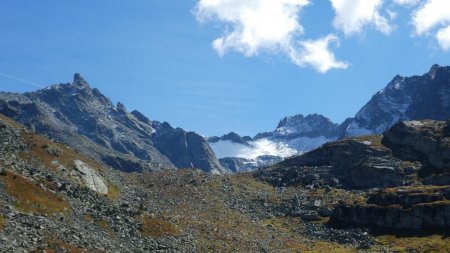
[72, 160, 108, 194]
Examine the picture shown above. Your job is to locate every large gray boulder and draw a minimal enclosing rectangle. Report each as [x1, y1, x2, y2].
[72, 160, 108, 194]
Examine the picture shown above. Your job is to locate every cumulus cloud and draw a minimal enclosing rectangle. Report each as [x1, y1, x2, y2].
[411, 0, 450, 50]
[194, 0, 348, 73]
[292, 35, 349, 73]
[330, 0, 393, 35]
[195, 0, 309, 56]
[436, 25, 450, 51]
[412, 0, 450, 35]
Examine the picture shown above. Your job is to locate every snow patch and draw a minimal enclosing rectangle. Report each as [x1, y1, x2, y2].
[210, 139, 297, 160]
[210, 135, 335, 161]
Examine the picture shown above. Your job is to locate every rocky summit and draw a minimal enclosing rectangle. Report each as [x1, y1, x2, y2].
[342, 64, 450, 137]
[0, 74, 225, 174]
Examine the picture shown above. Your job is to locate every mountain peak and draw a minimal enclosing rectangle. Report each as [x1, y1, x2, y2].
[429, 64, 441, 79]
[73, 73, 90, 88]
[273, 113, 339, 139]
[430, 64, 441, 72]
[343, 64, 450, 137]
[116, 102, 127, 112]
[277, 113, 333, 129]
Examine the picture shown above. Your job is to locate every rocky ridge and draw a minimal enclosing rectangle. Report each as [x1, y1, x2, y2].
[342, 64, 450, 137]
[0, 74, 225, 174]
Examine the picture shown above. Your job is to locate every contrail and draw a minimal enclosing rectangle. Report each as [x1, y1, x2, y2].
[0, 72, 44, 88]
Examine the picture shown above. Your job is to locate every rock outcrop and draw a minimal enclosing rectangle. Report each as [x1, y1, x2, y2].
[257, 119, 450, 192]
[324, 120, 450, 231]
[332, 186, 450, 230]
[255, 135, 407, 189]
[382, 120, 450, 176]
[152, 122, 227, 175]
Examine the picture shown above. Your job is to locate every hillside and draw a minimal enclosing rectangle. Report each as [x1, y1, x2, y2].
[1, 115, 450, 252]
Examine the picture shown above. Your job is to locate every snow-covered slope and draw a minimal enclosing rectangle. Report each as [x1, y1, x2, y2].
[209, 139, 297, 160]
[208, 114, 338, 172]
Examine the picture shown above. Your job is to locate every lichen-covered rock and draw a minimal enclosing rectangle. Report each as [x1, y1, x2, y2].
[72, 160, 108, 195]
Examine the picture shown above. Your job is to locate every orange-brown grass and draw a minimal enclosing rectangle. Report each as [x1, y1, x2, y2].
[284, 240, 357, 253]
[106, 183, 120, 200]
[96, 219, 115, 237]
[0, 114, 24, 129]
[83, 214, 115, 237]
[20, 130, 105, 174]
[31, 237, 96, 253]
[308, 187, 364, 206]
[0, 215, 6, 229]
[375, 234, 450, 253]
[382, 185, 449, 194]
[83, 214, 95, 222]
[0, 172, 70, 214]
[140, 215, 180, 238]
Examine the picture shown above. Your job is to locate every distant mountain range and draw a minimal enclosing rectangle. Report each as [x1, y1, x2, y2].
[210, 64, 450, 172]
[0, 64, 449, 174]
[0, 74, 226, 174]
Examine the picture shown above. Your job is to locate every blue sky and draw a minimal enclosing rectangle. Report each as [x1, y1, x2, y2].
[1, 0, 450, 136]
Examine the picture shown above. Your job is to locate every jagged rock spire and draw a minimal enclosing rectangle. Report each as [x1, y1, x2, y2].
[73, 73, 89, 87]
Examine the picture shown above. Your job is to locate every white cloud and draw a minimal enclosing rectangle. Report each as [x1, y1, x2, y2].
[195, 0, 348, 73]
[393, 0, 420, 6]
[292, 35, 349, 73]
[195, 0, 309, 56]
[436, 25, 450, 50]
[412, 0, 450, 35]
[411, 0, 450, 50]
[330, 0, 393, 35]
